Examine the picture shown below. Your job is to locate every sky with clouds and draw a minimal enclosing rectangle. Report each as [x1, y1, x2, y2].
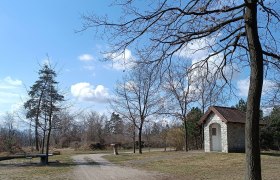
[0, 0, 130, 117]
[0, 1, 271, 119]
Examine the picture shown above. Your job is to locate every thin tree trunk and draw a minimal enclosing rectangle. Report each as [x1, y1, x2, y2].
[45, 125, 51, 165]
[244, 1, 263, 179]
[201, 124, 204, 149]
[29, 121, 33, 150]
[35, 119, 39, 151]
[133, 127, 136, 153]
[183, 118, 188, 152]
[138, 127, 142, 154]
[41, 130, 45, 154]
[164, 139, 167, 152]
[35, 89, 45, 151]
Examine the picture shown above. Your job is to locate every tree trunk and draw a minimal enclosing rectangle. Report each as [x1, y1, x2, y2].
[138, 127, 142, 154]
[35, 90, 44, 152]
[45, 127, 51, 165]
[133, 126, 136, 153]
[201, 124, 204, 149]
[35, 119, 39, 151]
[45, 110, 53, 165]
[29, 122, 33, 150]
[183, 118, 188, 152]
[244, 1, 263, 179]
[41, 129, 46, 154]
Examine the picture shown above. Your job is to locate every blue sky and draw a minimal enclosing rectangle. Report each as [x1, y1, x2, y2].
[0, 1, 273, 121]
[0, 0, 129, 118]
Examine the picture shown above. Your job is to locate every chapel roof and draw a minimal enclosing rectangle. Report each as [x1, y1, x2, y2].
[199, 106, 265, 125]
[199, 106, 266, 125]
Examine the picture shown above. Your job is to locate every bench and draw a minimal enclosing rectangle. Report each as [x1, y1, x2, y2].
[0, 153, 53, 164]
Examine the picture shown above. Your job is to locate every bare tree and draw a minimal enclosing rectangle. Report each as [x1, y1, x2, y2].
[82, 1, 280, 178]
[80, 111, 106, 145]
[1, 113, 16, 152]
[262, 71, 280, 107]
[111, 64, 163, 153]
[163, 62, 197, 151]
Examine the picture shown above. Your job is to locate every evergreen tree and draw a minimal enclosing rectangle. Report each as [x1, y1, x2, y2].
[186, 107, 203, 149]
[235, 99, 247, 113]
[24, 63, 64, 164]
[109, 112, 123, 135]
[269, 107, 280, 150]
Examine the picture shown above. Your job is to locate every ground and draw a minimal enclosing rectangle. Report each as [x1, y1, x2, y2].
[0, 149, 279, 180]
[72, 153, 170, 180]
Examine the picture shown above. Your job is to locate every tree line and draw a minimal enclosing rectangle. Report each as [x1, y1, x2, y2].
[2, 0, 280, 178]
[80, 1, 280, 178]
[1, 60, 279, 167]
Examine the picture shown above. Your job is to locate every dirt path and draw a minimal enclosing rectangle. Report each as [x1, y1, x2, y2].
[72, 154, 170, 180]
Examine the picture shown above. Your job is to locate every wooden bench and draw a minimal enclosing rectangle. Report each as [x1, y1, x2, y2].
[0, 153, 53, 164]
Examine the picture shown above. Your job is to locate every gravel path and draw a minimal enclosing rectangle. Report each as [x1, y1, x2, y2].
[72, 154, 170, 180]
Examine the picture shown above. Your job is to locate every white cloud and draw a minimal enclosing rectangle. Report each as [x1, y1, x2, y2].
[78, 54, 94, 62]
[4, 76, 22, 86]
[176, 37, 215, 61]
[71, 82, 110, 103]
[237, 78, 250, 97]
[123, 81, 137, 90]
[237, 77, 277, 97]
[0, 76, 22, 89]
[104, 49, 136, 70]
[11, 102, 24, 113]
[174, 36, 240, 100]
[262, 107, 273, 116]
[0, 76, 25, 115]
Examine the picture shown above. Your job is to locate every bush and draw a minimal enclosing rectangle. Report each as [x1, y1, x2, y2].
[89, 143, 106, 150]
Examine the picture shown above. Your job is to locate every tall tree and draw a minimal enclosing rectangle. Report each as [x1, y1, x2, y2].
[25, 63, 64, 164]
[163, 62, 197, 151]
[186, 107, 203, 149]
[111, 64, 163, 153]
[24, 74, 47, 151]
[109, 112, 124, 136]
[83, 1, 280, 178]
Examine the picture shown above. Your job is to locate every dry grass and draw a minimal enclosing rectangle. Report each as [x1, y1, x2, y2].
[0, 148, 278, 179]
[0, 148, 116, 180]
[104, 150, 280, 180]
[0, 149, 77, 180]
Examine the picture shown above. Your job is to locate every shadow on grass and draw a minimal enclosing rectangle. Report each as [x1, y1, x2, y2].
[261, 152, 280, 157]
[0, 159, 104, 167]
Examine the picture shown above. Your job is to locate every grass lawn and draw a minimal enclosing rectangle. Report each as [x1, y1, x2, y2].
[0, 148, 278, 179]
[104, 150, 280, 180]
[0, 151, 74, 180]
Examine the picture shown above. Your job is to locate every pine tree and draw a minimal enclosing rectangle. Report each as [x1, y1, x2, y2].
[235, 99, 247, 113]
[24, 63, 64, 164]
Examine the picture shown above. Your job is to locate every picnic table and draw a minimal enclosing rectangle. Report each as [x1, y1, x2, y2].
[0, 153, 53, 164]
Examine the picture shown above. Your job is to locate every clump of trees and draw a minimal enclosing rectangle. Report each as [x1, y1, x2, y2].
[110, 64, 163, 154]
[0, 113, 29, 153]
[24, 63, 64, 164]
[260, 106, 280, 150]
